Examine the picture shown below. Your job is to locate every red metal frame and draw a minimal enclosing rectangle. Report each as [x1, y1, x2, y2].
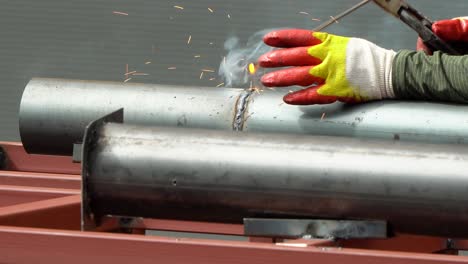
[2, 141, 468, 263]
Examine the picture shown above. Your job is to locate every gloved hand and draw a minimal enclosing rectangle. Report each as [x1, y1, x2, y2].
[258, 29, 396, 105]
[417, 17, 468, 54]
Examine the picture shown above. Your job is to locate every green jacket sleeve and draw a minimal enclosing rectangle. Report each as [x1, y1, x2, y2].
[392, 50, 468, 103]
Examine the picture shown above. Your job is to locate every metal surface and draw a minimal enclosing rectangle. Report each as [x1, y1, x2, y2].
[244, 218, 387, 239]
[20, 78, 240, 155]
[81, 108, 124, 230]
[243, 89, 468, 143]
[372, 0, 407, 17]
[20, 78, 468, 156]
[82, 123, 468, 237]
[72, 144, 82, 163]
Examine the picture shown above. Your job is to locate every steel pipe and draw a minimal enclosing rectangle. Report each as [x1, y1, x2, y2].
[82, 122, 468, 237]
[20, 78, 468, 155]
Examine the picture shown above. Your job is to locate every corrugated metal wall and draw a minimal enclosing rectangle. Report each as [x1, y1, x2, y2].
[0, 0, 465, 140]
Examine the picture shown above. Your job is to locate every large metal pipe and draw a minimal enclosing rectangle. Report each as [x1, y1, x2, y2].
[83, 122, 468, 237]
[20, 78, 468, 155]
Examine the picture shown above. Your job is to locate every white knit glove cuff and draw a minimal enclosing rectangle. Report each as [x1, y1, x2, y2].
[346, 38, 396, 100]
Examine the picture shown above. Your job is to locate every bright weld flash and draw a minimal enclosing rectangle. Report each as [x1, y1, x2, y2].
[248, 63, 257, 75]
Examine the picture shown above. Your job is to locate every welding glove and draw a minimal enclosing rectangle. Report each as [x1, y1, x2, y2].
[259, 29, 395, 105]
[417, 17, 468, 54]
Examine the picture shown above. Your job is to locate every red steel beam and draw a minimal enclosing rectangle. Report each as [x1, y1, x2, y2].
[1, 226, 468, 264]
[0, 195, 80, 229]
[339, 234, 448, 253]
[0, 184, 79, 207]
[0, 142, 80, 174]
[0, 170, 80, 189]
[96, 217, 246, 236]
[452, 240, 468, 251]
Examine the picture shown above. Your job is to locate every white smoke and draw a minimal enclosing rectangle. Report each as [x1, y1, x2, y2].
[218, 29, 276, 88]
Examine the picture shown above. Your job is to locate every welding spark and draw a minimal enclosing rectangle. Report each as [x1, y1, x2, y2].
[251, 87, 261, 94]
[194, 55, 201, 58]
[124, 78, 132, 83]
[113, 11, 129, 16]
[202, 69, 215, 72]
[227, 14, 231, 19]
[133, 73, 149, 76]
[187, 35, 192, 44]
[124, 64, 129, 79]
[174, 5, 184, 10]
[321, 112, 326, 120]
[145, 61, 152, 65]
[248, 63, 257, 75]
[216, 82, 225, 87]
[208, 7, 214, 13]
[299, 11, 309, 15]
[311, 18, 321, 21]
[209, 78, 216, 81]
[200, 72, 204, 79]
[168, 67, 177, 70]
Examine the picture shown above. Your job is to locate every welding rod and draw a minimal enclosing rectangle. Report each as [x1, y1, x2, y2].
[313, 0, 372, 31]
[19, 78, 468, 155]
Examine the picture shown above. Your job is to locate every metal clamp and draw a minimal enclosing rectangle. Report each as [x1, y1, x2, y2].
[244, 218, 387, 240]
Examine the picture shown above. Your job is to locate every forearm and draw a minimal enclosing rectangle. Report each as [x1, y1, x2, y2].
[392, 50, 468, 103]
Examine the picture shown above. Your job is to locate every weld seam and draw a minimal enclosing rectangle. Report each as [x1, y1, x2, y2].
[233, 89, 254, 131]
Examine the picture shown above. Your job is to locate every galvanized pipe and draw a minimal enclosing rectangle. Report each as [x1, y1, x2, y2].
[20, 78, 468, 155]
[83, 123, 468, 237]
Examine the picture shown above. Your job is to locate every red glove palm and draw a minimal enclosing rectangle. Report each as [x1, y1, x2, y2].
[417, 17, 468, 54]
